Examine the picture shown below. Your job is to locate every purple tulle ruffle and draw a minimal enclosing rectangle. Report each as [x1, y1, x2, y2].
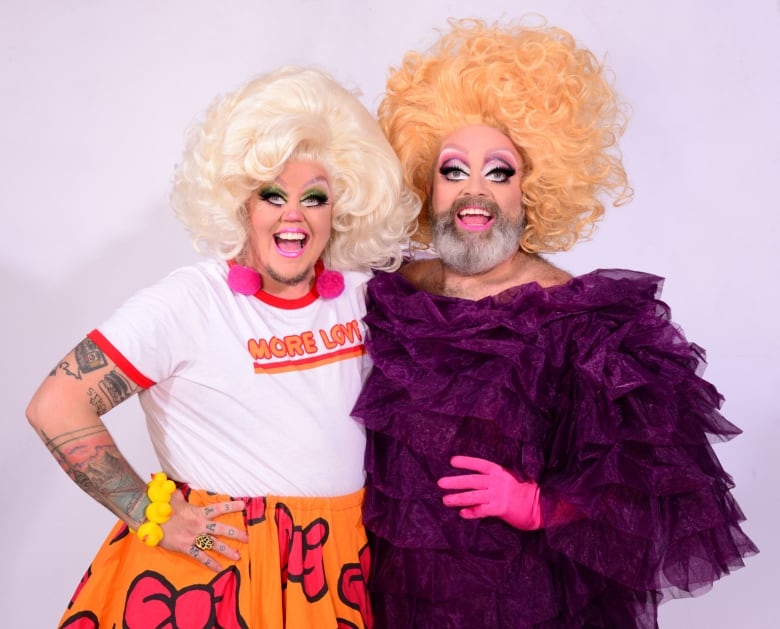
[352, 269, 757, 628]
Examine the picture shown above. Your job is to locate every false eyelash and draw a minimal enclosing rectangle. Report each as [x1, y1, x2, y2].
[486, 166, 516, 179]
[302, 191, 329, 203]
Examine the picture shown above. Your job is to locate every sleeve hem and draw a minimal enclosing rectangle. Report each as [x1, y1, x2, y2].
[87, 329, 156, 389]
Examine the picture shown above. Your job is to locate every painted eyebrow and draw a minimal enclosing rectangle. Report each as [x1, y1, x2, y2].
[268, 175, 331, 191]
[302, 176, 330, 189]
[485, 150, 519, 169]
[438, 146, 519, 170]
[438, 147, 467, 164]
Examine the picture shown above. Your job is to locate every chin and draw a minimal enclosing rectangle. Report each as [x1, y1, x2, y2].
[268, 263, 314, 287]
[435, 231, 519, 275]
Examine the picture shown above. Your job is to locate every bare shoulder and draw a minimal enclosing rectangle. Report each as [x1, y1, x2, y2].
[399, 258, 441, 292]
[526, 256, 572, 288]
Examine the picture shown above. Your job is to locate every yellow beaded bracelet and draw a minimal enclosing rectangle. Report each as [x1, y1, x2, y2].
[136, 472, 176, 547]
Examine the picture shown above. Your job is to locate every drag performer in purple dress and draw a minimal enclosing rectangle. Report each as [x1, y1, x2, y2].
[352, 19, 757, 628]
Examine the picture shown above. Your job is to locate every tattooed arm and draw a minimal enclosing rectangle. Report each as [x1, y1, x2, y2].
[26, 337, 249, 571]
[26, 337, 149, 527]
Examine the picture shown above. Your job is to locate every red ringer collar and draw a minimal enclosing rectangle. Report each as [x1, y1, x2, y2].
[226, 259, 326, 310]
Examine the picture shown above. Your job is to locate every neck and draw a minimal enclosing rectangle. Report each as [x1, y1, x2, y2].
[237, 252, 319, 300]
[261, 271, 316, 300]
[436, 251, 535, 300]
[401, 250, 570, 299]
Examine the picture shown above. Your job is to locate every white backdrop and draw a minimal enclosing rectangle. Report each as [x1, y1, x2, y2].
[2, 1, 777, 626]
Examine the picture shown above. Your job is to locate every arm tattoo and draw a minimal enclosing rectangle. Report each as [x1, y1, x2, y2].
[40, 426, 147, 525]
[49, 338, 109, 381]
[39, 338, 144, 521]
[98, 369, 138, 406]
[87, 387, 108, 414]
[57, 360, 82, 380]
[75, 338, 108, 373]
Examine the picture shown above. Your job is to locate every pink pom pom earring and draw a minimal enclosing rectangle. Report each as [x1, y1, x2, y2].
[227, 264, 262, 295]
[226, 262, 344, 299]
[316, 269, 345, 299]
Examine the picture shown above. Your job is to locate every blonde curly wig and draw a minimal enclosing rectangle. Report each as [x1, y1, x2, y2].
[379, 18, 632, 253]
[171, 66, 419, 271]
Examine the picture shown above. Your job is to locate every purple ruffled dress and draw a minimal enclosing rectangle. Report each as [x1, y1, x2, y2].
[352, 269, 757, 628]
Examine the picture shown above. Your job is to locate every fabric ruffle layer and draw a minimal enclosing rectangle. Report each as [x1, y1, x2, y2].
[352, 269, 757, 628]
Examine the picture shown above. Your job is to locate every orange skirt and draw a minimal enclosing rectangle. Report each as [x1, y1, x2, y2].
[58, 486, 372, 629]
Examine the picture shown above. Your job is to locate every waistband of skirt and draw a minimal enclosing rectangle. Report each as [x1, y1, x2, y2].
[177, 482, 365, 512]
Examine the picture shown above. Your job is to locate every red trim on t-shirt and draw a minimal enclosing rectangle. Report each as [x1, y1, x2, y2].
[87, 329, 156, 389]
[227, 259, 325, 310]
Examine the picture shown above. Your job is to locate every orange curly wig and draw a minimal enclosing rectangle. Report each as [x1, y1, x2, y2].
[379, 18, 632, 252]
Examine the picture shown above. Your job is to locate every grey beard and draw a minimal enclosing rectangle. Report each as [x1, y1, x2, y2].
[430, 199, 525, 275]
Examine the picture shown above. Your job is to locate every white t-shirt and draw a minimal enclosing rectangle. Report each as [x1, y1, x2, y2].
[89, 258, 371, 497]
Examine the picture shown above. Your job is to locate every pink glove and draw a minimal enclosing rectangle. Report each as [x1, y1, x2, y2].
[437, 455, 543, 530]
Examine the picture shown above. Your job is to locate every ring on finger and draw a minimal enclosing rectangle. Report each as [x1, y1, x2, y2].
[194, 534, 214, 551]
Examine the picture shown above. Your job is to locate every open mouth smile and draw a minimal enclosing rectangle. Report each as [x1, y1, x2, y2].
[274, 229, 310, 257]
[456, 206, 495, 231]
